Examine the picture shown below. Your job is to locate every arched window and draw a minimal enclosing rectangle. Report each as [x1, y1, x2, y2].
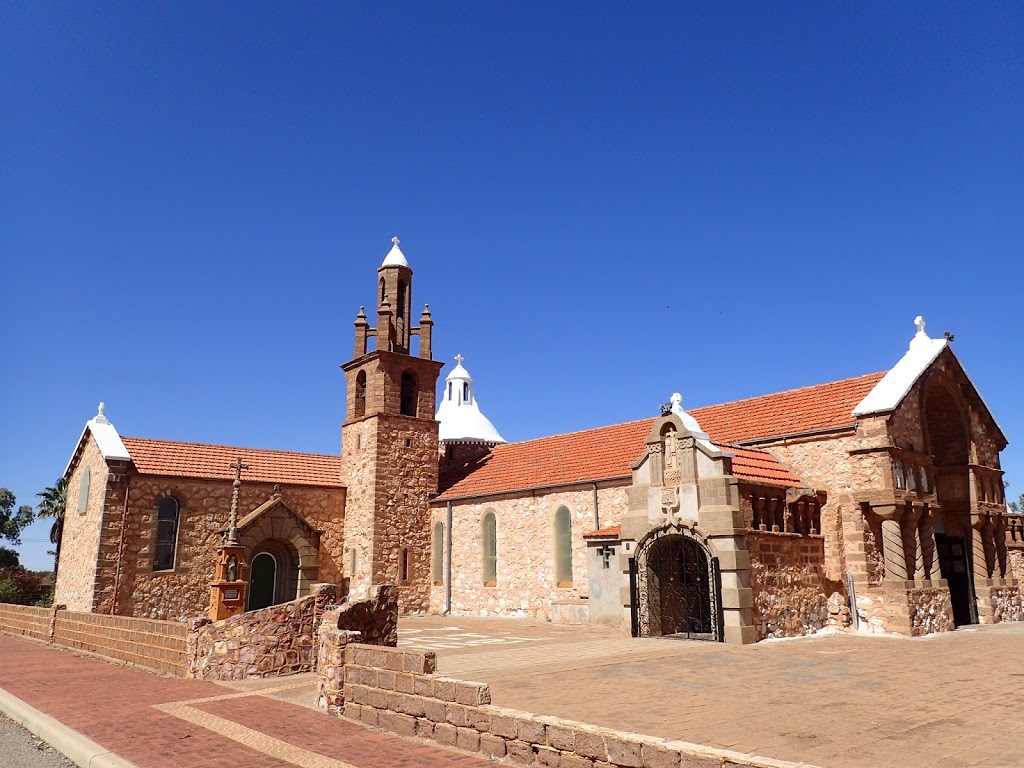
[482, 512, 497, 586]
[153, 497, 179, 571]
[354, 370, 367, 418]
[77, 467, 91, 514]
[397, 280, 407, 319]
[448, 381, 453, 401]
[462, 382, 470, 402]
[379, 278, 386, 305]
[400, 548, 410, 583]
[400, 371, 417, 416]
[349, 547, 357, 578]
[432, 522, 444, 585]
[554, 506, 573, 586]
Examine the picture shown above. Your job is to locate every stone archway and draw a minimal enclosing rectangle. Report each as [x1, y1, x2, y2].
[630, 524, 721, 640]
[924, 378, 975, 626]
[247, 538, 298, 610]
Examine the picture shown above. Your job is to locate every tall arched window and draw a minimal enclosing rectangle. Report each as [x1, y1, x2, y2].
[397, 280, 407, 319]
[77, 467, 91, 514]
[554, 506, 573, 586]
[462, 382, 470, 402]
[482, 512, 497, 586]
[432, 522, 444, 585]
[153, 497, 180, 571]
[354, 370, 367, 418]
[400, 371, 417, 416]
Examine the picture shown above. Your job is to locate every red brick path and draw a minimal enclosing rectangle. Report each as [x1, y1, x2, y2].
[0, 634, 491, 768]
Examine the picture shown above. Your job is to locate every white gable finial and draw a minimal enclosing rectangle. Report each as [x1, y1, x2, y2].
[455, 353, 464, 366]
[93, 401, 110, 425]
[670, 392, 682, 410]
[914, 315, 926, 336]
[392, 236, 400, 247]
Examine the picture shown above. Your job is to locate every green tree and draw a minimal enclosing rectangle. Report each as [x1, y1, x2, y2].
[35, 478, 67, 577]
[1009, 492, 1024, 514]
[0, 488, 33, 547]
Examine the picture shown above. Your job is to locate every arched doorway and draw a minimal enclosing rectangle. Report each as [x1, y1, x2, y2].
[630, 525, 721, 641]
[246, 539, 299, 611]
[248, 552, 277, 610]
[925, 379, 976, 627]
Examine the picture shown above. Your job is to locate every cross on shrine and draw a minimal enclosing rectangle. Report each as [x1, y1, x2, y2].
[455, 353, 464, 366]
[226, 457, 250, 545]
[597, 545, 616, 570]
[392, 236, 400, 247]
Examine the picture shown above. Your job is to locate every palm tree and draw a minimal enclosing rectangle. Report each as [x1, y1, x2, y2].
[36, 478, 67, 577]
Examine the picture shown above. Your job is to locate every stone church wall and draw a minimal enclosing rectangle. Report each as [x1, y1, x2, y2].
[746, 531, 832, 639]
[54, 434, 113, 612]
[100, 477, 343, 621]
[431, 484, 629, 618]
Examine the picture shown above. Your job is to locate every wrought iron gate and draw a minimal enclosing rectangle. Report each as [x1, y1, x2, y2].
[630, 525, 721, 641]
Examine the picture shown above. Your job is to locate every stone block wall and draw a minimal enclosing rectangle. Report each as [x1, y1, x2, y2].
[989, 584, 1024, 624]
[325, 642, 814, 768]
[746, 531, 837, 640]
[855, 583, 953, 636]
[53, 610, 187, 676]
[0, 603, 53, 642]
[187, 593, 322, 681]
[432, 484, 629, 618]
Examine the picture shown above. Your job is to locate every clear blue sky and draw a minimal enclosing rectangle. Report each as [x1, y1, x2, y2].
[2, 3, 1022, 571]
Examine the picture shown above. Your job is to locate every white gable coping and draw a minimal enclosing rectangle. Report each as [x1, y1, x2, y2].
[854, 319, 947, 417]
[380, 236, 409, 268]
[63, 402, 132, 477]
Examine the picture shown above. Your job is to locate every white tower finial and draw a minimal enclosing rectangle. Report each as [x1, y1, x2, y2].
[392, 235, 400, 247]
[455, 353, 464, 366]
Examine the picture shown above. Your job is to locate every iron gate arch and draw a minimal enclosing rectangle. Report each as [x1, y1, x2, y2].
[629, 524, 722, 641]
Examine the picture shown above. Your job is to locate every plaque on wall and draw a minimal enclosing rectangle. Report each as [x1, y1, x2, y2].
[224, 589, 240, 601]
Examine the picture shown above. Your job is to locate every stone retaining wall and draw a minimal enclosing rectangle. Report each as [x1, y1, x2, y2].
[322, 642, 817, 768]
[989, 584, 1024, 623]
[187, 594, 321, 680]
[855, 582, 954, 636]
[54, 610, 187, 676]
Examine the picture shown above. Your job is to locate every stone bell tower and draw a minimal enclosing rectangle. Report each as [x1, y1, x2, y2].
[340, 237, 444, 613]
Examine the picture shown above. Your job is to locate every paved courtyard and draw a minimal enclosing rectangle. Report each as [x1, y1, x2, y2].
[400, 616, 1024, 768]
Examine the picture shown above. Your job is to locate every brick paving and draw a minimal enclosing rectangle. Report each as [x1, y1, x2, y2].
[0, 634, 492, 768]
[405, 616, 1024, 768]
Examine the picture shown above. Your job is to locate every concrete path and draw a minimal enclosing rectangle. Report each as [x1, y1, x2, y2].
[0, 712, 76, 768]
[400, 616, 1024, 768]
[0, 633, 491, 768]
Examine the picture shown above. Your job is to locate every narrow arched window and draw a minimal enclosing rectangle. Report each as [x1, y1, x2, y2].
[462, 382, 470, 402]
[349, 548, 357, 578]
[432, 522, 444, 584]
[397, 280, 407, 318]
[379, 278, 386, 305]
[400, 548, 410, 583]
[77, 467, 91, 514]
[448, 381, 453, 401]
[153, 497, 179, 571]
[554, 506, 573, 586]
[354, 370, 367, 418]
[400, 371, 417, 416]
[482, 512, 497, 586]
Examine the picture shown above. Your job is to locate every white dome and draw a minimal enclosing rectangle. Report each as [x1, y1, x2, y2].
[436, 355, 505, 445]
[380, 236, 409, 268]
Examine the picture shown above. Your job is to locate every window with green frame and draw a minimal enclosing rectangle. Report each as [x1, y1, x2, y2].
[482, 512, 497, 586]
[432, 522, 444, 585]
[554, 506, 572, 586]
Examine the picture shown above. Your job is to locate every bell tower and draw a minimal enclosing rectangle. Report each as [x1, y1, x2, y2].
[341, 237, 444, 613]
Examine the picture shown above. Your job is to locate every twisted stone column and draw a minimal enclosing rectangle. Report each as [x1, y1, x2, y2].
[918, 505, 938, 581]
[903, 503, 925, 580]
[995, 514, 1009, 579]
[971, 514, 991, 583]
[881, 516, 909, 581]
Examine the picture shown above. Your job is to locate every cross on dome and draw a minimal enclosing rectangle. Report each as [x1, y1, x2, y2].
[392, 236, 400, 247]
[455, 353, 464, 366]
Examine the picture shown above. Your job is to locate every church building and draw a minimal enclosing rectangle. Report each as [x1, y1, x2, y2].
[54, 238, 1020, 643]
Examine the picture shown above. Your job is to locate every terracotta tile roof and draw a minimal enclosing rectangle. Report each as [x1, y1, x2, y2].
[583, 525, 622, 539]
[437, 372, 885, 500]
[121, 437, 343, 488]
[726, 446, 802, 487]
[688, 371, 886, 443]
